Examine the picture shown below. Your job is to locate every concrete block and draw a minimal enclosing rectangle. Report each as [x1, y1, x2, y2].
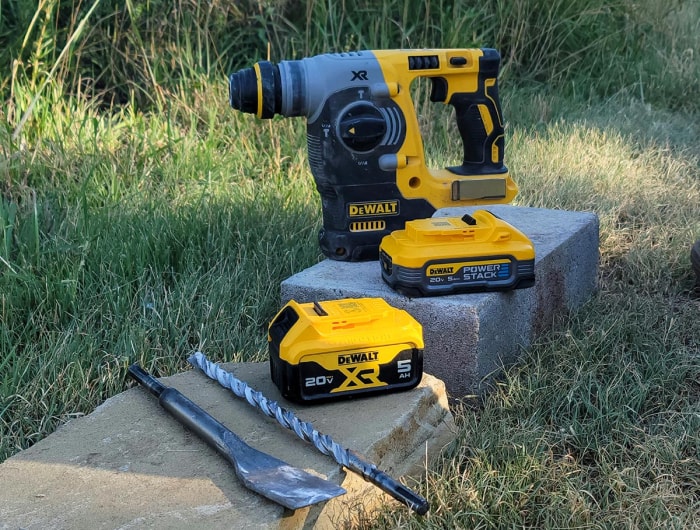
[0, 363, 454, 529]
[281, 205, 599, 397]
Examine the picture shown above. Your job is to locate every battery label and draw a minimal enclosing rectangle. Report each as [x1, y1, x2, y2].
[426, 258, 511, 284]
[298, 345, 419, 398]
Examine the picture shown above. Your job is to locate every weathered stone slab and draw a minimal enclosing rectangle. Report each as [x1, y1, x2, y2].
[0, 362, 454, 529]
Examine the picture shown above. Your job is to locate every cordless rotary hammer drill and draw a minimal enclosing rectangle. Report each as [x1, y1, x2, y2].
[229, 48, 517, 261]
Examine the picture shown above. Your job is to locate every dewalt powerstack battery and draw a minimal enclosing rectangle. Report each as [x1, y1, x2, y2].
[379, 210, 535, 297]
[268, 298, 423, 403]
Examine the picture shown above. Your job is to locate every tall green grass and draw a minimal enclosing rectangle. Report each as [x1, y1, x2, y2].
[2, 0, 698, 118]
[1, 0, 698, 526]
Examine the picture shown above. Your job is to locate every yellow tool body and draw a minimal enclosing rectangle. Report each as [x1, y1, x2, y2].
[379, 210, 535, 297]
[229, 48, 516, 261]
[268, 298, 423, 403]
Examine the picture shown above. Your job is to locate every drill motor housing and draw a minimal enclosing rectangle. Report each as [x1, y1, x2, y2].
[230, 49, 517, 261]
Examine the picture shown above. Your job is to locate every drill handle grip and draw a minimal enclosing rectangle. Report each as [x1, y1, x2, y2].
[433, 49, 507, 176]
[451, 89, 505, 174]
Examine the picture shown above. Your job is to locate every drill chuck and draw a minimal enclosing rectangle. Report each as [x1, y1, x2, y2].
[229, 60, 308, 118]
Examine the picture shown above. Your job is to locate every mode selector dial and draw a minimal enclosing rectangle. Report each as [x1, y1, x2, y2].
[337, 103, 387, 152]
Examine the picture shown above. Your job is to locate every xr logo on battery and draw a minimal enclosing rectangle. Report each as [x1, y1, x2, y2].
[335, 366, 386, 392]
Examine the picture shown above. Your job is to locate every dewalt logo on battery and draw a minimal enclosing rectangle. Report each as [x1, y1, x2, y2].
[338, 350, 379, 365]
[427, 264, 458, 276]
[348, 200, 399, 217]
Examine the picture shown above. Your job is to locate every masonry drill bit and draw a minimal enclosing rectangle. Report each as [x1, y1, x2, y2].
[187, 351, 429, 515]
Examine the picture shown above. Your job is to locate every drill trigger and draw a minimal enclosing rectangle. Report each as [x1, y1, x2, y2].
[429, 77, 448, 103]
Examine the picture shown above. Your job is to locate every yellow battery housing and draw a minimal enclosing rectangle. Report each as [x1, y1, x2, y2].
[379, 210, 535, 297]
[268, 298, 424, 403]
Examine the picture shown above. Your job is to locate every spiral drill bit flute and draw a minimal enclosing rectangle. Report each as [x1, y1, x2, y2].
[187, 351, 429, 515]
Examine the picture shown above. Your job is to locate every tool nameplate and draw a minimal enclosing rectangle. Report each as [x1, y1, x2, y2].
[426, 258, 512, 284]
[297, 347, 422, 401]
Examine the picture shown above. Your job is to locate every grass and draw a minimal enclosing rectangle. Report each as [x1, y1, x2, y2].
[1, 0, 699, 527]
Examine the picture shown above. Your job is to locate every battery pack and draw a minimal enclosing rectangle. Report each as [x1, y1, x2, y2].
[268, 298, 424, 403]
[379, 210, 535, 297]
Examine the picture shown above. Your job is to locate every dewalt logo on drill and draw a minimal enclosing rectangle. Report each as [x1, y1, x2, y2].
[348, 200, 399, 217]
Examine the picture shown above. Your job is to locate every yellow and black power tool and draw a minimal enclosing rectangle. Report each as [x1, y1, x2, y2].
[268, 298, 423, 403]
[379, 210, 535, 297]
[229, 48, 517, 261]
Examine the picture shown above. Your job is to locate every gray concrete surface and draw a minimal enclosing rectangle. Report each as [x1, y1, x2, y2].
[281, 205, 599, 397]
[0, 362, 454, 529]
